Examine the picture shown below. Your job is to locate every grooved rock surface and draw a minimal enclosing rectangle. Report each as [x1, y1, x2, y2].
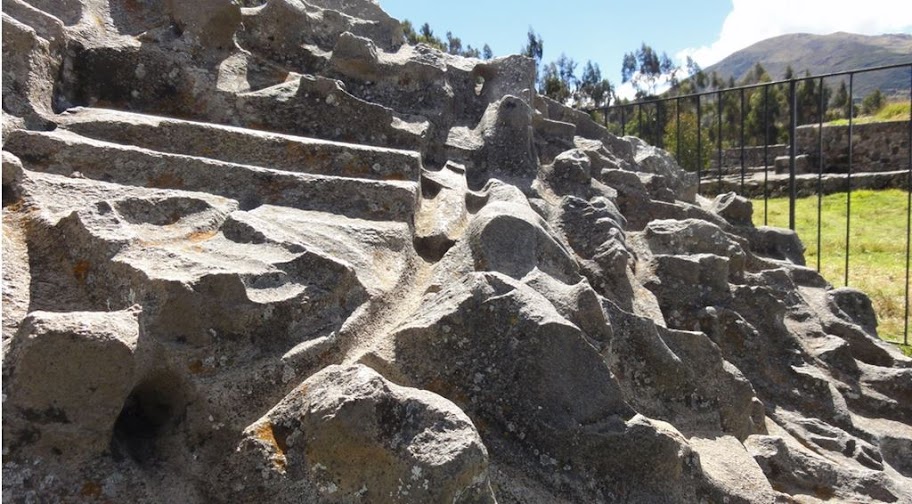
[2, 1, 911, 502]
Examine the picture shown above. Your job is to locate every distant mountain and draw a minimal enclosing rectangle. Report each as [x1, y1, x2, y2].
[701, 32, 912, 98]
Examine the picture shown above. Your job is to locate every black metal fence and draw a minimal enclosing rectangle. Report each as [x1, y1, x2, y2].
[595, 63, 912, 345]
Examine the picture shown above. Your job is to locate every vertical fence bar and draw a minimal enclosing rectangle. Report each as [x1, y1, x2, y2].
[717, 90, 723, 190]
[905, 65, 911, 346]
[817, 77, 825, 273]
[740, 88, 746, 194]
[676, 98, 681, 163]
[788, 79, 797, 231]
[764, 85, 769, 226]
[697, 95, 702, 194]
[621, 106, 627, 136]
[845, 73, 854, 287]
[638, 103, 643, 138]
[654, 101, 660, 147]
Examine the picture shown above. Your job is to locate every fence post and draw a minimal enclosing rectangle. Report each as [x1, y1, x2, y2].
[638, 103, 643, 138]
[788, 79, 797, 231]
[717, 90, 723, 190]
[676, 98, 681, 163]
[621, 106, 626, 136]
[764, 85, 770, 226]
[696, 96, 702, 194]
[845, 73, 854, 287]
[740, 88, 745, 194]
[905, 65, 911, 346]
[817, 77, 825, 273]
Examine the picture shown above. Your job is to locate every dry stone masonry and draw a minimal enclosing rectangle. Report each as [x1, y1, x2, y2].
[3, 1, 912, 502]
[705, 120, 911, 197]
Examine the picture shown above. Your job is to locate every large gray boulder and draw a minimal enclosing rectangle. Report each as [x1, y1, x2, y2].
[4, 309, 141, 457]
[227, 364, 493, 503]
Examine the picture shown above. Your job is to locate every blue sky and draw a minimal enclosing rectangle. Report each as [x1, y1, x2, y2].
[380, 0, 912, 95]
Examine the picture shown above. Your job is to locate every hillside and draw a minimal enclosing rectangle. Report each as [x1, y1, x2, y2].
[702, 32, 912, 97]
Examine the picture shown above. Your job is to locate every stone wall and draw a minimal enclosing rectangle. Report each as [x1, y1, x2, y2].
[796, 120, 911, 173]
[711, 120, 910, 175]
[710, 144, 787, 172]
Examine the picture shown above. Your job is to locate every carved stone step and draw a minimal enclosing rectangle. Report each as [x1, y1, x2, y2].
[57, 107, 423, 182]
[5, 128, 417, 222]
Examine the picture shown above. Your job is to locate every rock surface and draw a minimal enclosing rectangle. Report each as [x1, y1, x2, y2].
[2, 1, 911, 502]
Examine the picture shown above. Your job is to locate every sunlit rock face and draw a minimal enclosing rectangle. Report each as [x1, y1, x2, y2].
[3, 1, 911, 502]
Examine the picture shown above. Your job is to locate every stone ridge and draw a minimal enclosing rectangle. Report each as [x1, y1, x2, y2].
[2, 1, 911, 502]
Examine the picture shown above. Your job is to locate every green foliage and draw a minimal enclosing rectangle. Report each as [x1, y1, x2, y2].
[827, 99, 910, 125]
[540, 61, 571, 103]
[621, 43, 678, 97]
[861, 89, 885, 115]
[482, 44, 493, 60]
[401, 20, 418, 44]
[417, 22, 445, 50]
[901, 344, 912, 358]
[744, 72, 784, 145]
[796, 71, 831, 124]
[521, 28, 543, 64]
[401, 19, 490, 58]
[579, 61, 613, 108]
[539, 54, 613, 108]
[445, 31, 462, 55]
[783, 64, 795, 79]
[618, 99, 669, 147]
[663, 111, 709, 172]
[755, 190, 912, 343]
[875, 101, 912, 121]
[829, 80, 851, 120]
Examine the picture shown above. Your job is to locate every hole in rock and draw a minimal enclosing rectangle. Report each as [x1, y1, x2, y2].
[111, 372, 185, 464]
[471, 64, 495, 99]
[419, 173, 444, 199]
[2, 184, 20, 208]
[414, 235, 456, 263]
[114, 196, 212, 226]
[475, 76, 485, 96]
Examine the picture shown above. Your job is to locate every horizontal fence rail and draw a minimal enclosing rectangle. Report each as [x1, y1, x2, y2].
[592, 62, 912, 345]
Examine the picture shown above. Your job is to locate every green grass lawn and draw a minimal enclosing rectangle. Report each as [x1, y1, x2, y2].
[827, 101, 911, 126]
[753, 189, 911, 354]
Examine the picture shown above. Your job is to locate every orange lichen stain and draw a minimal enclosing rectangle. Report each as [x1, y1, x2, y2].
[426, 376, 469, 407]
[165, 212, 182, 225]
[122, 0, 143, 13]
[188, 359, 205, 374]
[187, 230, 218, 243]
[254, 423, 287, 471]
[4, 199, 26, 212]
[79, 480, 102, 498]
[383, 172, 408, 181]
[814, 486, 836, 499]
[136, 238, 164, 247]
[472, 414, 489, 435]
[147, 172, 184, 189]
[286, 143, 330, 170]
[73, 260, 91, 283]
[261, 176, 296, 203]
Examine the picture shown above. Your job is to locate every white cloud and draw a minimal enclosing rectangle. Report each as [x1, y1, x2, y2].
[677, 0, 912, 68]
[615, 81, 638, 101]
